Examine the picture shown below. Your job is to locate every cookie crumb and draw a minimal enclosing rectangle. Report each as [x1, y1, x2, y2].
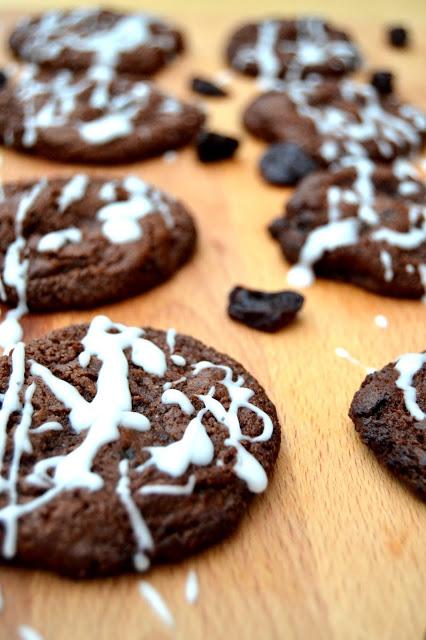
[228, 286, 304, 332]
[191, 77, 228, 97]
[259, 142, 318, 186]
[196, 131, 239, 163]
[371, 71, 394, 96]
[388, 25, 409, 48]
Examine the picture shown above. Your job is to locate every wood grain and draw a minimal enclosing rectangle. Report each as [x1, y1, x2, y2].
[0, 6, 425, 640]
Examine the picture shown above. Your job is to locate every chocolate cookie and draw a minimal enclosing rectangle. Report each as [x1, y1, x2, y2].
[0, 315, 281, 577]
[349, 352, 425, 500]
[269, 158, 426, 298]
[0, 175, 196, 353]
[226, 18, 361, 81]
[9, 8, 184, 76]
[244, 79, 426, 165]
[0, 66, 204, 164]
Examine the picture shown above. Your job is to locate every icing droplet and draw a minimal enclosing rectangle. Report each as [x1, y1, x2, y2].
[138, 581, 174, 627]
[185, 569, 199, 604]
[374, 315, 388, 329]
[18, 625, 45, 640]
[335, 347, 375, 374]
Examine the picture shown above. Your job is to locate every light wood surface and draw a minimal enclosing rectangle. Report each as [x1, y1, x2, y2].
[0, 6, 425, 640]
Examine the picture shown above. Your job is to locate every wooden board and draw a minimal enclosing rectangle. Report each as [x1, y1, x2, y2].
[0, 6, 425, 640]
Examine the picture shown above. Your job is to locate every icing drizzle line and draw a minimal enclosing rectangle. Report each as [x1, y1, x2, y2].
[394, 352, 426, 422]
[0, 316, 275, 568]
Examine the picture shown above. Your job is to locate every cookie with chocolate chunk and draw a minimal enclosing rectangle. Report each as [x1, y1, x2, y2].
[9, 8, 184, 75]
[269, 158, 426, 298]
[0, 66, 204, 164]
[226, 17, 361, 81]
[244, 79, 426, 165]
[349, 352, 426, 500]
[0, 316, 281, 577]
[0, 175, 196, 352]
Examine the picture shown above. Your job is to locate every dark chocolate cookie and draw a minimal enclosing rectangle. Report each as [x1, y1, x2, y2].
[349, 352, 425, 500]
[244, 79, 426, 165]
[269, 158, 426, 298]
[0, 316, 281, 577]
[0, 175, 196, 353]
[226, 18, 361, 81]
[9, 8, 184, 76]
[0, 66, 204, 164]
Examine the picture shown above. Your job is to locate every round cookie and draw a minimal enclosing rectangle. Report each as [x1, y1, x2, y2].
[226, 17, 361, 81]
[269, 158, 426, 298]
[244, 79, 426, 165]
[349, 352, 425, 500]
[0, 66, 204, 164]
[9, 8, 184, 76]
[0, 175, 196, 352]
[0, 315, 281, 577]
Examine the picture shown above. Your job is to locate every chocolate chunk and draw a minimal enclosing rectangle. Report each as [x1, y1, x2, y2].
[388, 25, 409, 48]
[196, 131, 239, 163]
[259, 142, 318, 186]
[191, 77, 228, 97]
[228, 286, 304, 332]
[371, 71, 394, 96]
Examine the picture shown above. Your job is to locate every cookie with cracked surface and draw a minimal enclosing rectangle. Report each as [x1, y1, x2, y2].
[349, 352, 426, 500]
[0, 175, 196, 353]
[0, 315, 281, 577]
[9, 8, 184, 76]
[0, 66, 204, 164]
[243, 79, 426, 165]
[269, 158, 426, 298]
[226, 17, 361, 81]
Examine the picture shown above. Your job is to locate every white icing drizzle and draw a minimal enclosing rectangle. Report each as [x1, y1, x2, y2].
[96, 176, 174, 244]
[233, 18, 359, 82]
[18, 10, 177, 69]
[140, 474, 196, 496]
[380, 250, 394, 282]
[335, 347, 375, 374]
[394, 353, 426, 421]
[286, 157, 426, 295]
[0, 179, 46, 353]
[185, 569, 199, 604]
[18, 625, 45, 640]
[161, 389, 194, 415]
[279, 79, 426, 163]
[138, 581, 174, 627]
[374, 314, 388, 329]
[116, 459, 154, 570]
[57, 174, 89, 212]
[37, 227, 82, 252]
[0, 316, 275, 565]
[4, 64, 186, 149]
[140, 363, 273, 493]
[166, 327, 186, 368]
